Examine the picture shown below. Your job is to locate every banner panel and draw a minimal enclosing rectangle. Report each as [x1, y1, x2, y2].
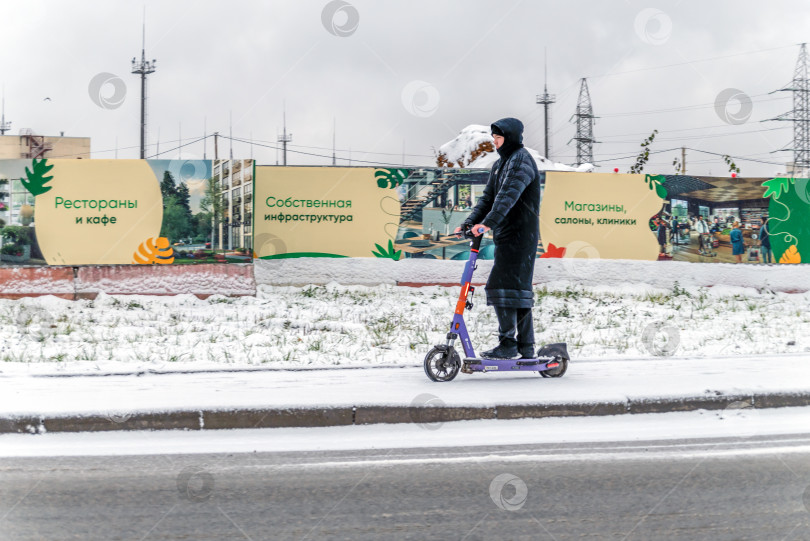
[540, 172, 663, 261]
[0, 158, 249, 265]
[253, 166, 401, 259]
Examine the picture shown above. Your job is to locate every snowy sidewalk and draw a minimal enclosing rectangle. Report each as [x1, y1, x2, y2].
[2, 355, 810, 433]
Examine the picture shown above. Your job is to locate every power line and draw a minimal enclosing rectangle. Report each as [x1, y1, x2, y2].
[599, 94, 789, 118]
[601, 126, 789, 144]
[684, 147, 786, 166]
[147, 135, 208, 159]
[586, 44, 798, 80]
[225, 135, 414, 167]
[594, 147, 681, 163]
[599, 123, 790, 139]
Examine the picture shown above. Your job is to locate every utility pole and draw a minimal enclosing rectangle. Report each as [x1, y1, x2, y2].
[229, 110, 234, 161]
[681, 146, 686, 174]
[570, 78, 597, 167]
[535, 48, 555, 159]
[277, 103, 292, 166]
[767, 43, 810, 176]
[0, 86, 11, 135]
[332, 117, 337, 166]
[214, 131, 219, 160]
[131, 10, 156, 159]
[203, 117, 207, 160]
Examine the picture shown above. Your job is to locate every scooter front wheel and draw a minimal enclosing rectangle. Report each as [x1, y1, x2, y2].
[424, 346, 461, 382]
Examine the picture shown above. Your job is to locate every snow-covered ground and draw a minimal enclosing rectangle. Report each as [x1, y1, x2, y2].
[0, 282, 808, 375]
[3, 407, 810, 458]
[4, 356, 810, 417]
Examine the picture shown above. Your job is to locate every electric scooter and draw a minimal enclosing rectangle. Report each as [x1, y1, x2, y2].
[423, 224, 570, 382]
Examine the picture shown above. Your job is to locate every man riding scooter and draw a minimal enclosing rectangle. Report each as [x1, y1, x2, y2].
[453, 117, 541, 359]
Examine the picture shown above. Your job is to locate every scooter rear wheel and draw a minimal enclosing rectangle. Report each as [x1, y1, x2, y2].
[540, 356, 568, 378]
[424, 346, 461, 382]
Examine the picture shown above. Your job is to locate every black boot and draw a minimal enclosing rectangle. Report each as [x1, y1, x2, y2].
[482, 338, 519, 359]
[482, 307, 519, 359]
[518, 344, 536, 359]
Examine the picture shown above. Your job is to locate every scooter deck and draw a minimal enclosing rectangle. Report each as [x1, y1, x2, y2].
[463, 357, 560, 372]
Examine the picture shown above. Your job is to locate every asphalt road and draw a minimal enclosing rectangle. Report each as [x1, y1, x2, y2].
[2, 435, 810, 540]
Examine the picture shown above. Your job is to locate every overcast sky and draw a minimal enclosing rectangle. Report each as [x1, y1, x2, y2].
[3, 0, 810, 177]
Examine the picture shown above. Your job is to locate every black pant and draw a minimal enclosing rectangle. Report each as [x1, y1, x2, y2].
[494, 306, 534, 347]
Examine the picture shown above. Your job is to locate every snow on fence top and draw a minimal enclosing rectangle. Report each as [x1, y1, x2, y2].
[436, 124, 594, 172]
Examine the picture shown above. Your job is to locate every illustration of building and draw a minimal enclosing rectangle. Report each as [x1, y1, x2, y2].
[213, 158, 253, 251]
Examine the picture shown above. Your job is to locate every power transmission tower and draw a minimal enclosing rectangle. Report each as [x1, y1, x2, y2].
[131, 12, 156, 159]
[570, 78, 597, 167]
[277, 103, 292, 166]
[535, 49, 555, 159]
[767, 43, 810, 176]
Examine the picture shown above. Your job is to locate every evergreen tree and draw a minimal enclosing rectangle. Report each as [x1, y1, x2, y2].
[160, 195, 190, 242]
[160, 171, 177, 200]
[175, 183, 194, 237]
[176, 183, 191, 213]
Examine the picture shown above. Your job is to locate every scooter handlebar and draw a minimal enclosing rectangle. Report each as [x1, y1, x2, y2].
[458, 224, 484, 250]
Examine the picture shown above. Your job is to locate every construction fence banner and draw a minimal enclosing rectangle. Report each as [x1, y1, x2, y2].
[252, 166, 403, 259]
[3, 160, 808, 266]
[541, 172, 809, 265]
[0, 158, 253, 266]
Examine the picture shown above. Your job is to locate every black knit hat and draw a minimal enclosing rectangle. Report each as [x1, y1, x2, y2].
[491, 124, 504, 136]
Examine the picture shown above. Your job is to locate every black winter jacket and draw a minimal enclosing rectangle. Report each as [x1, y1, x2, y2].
[463, 118, 540, 308]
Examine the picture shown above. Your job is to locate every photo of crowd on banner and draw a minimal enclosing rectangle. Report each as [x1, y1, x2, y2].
[648, 175, 805, 264]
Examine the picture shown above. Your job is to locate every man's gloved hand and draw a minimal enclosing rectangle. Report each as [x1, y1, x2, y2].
[471, 224, 490, 237]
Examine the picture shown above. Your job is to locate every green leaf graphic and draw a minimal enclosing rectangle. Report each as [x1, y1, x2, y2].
[21, 158, 54, 197]
[644, 174, 668, 199]
[762, 177, 794, 200]
[372, 239, 401, 260]
[374, 168, 409, 189]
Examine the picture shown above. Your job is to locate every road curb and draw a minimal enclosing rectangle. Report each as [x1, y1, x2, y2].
[3, 391, 810, 434]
